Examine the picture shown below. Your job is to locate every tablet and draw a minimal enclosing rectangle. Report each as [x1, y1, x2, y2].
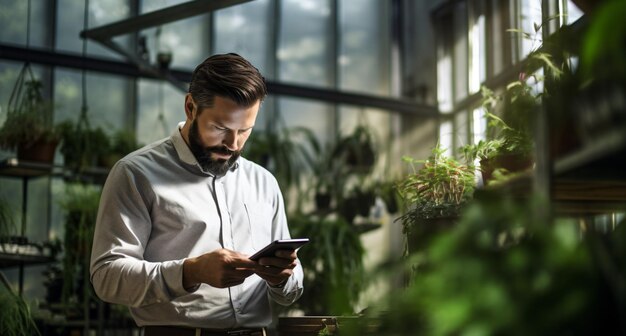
[249, 238, 310, 261]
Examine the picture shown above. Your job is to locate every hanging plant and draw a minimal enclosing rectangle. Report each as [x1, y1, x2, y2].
[59, 108, 111, 173]
[0, 64, 60, 163]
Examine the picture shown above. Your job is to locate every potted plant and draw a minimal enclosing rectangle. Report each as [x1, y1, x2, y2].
[462, 84, 537, 186]
[332, 125, 377, 174]
[97, 128, 141, 169]
[396, 144, 475, 254]
[0, 66, 60, 164]
[58, 183, 101, 317]
[287, 213, 365, 316]
[58, 112, 111, 173]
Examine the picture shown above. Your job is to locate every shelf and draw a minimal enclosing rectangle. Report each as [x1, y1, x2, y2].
[554, 126, 626, 178]
[0, 158, 109, 180]
[0, 158, 56, 177]
[0, 242, 55, 268]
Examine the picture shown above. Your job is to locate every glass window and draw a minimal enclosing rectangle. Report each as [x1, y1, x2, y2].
[436, 12, 454, 113]
[136, 79, 185, 145]
[453, 2, 468, 103]
[454, 110, 469, 151]
[56, 0, 131, 59]
[469, 0, 487, 94]
[277, 0, 332, 86]
[438, 119, 454, 154]
[338, 0, 390, 96]
[140, 0, 210, 70]
[566, 0, 584, 24]
[214, 0, 272, 76]
[0, 0, 51, 48]
[54, 69, 131, 131]
[517, 0, 543, 59]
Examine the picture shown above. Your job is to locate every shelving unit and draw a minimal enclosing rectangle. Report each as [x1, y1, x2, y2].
[0, 158, 117, 336]
[481, 97, 626, 216]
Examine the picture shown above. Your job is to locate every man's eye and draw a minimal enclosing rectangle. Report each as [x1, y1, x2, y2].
[214, 126, 227, 132]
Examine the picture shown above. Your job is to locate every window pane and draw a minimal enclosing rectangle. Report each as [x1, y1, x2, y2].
[141, 0, 210, 70]
[469, 0, 486, 93]
[453, 2, 468, 103]
[436, 12, 454, 113]
[566, 0, 584, 24]
[278, 0, 332, 86]
[56, 0, 131, 59]
[136, 79, 185, 145]
[339, 0, 390, 95]
[439, 120, 454, 153]
[54, 69, 131, 131]
[213, 0, 271, 75]
[518, 0, 543, 59]
[0, 0, 50, 48]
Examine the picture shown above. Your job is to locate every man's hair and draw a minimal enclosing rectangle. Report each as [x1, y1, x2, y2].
[188, 53, 267, 109]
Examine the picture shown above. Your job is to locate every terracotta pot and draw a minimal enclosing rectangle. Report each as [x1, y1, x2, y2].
[17, 139, 58, 164]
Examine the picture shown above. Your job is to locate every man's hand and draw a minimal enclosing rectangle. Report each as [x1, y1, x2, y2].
[183, 248, 256, 289]
[253, 249, 298, 287]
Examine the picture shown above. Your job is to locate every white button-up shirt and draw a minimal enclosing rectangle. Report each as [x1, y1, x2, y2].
[90, 123, 303, 328]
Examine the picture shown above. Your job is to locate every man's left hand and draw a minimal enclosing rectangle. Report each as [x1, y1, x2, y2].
[253, 249, 298, 287]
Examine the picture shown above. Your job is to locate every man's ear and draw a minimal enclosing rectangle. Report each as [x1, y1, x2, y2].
[184, 94, 195, 119]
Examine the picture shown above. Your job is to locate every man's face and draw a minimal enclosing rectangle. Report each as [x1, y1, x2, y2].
[185, 95, 259, 176]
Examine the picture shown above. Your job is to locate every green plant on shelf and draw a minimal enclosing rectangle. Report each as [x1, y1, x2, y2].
[397, 145, 475, 227]
[58, 110, 111, 173]
[0, 273, 40, 336]
[58, 183, 101, 309]
[0, 69, 60, 160]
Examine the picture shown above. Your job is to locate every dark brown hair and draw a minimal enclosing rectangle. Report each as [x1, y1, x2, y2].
[188, 53, 267, 109]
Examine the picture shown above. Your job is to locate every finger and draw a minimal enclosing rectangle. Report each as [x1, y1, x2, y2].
[231, 257, 259, 269]
[258, 257, 297, 269]
[274, 250, 297, 259]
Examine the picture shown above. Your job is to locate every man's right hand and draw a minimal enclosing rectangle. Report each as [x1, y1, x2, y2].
[183, 248, 257, 289]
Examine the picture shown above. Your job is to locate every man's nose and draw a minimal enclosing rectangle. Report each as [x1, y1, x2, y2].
[223, 131, 239, 151]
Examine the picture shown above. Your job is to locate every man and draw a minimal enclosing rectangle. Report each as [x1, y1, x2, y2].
[90, 53, 303, 336]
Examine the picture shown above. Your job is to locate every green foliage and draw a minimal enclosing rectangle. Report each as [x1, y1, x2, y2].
[397, 145, 475, 227]
[353, 194, 626, 335]
[289, 214, 365, 316]
[245, 125, 313, 193]
[58, 183, 101, 306]
[581, 0, 626, 81]
[0, 71, 59, 150]
[461, 86, 535, 164]
[332, 125, 377, 173]
[0, 275, 40, 336]
[58, 111, 111, 172]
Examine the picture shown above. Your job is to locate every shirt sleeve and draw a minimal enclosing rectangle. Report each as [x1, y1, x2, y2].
[89, 160, 193, 308]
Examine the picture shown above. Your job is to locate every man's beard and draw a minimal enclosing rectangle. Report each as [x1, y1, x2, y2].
[188, 119, 241, 176]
